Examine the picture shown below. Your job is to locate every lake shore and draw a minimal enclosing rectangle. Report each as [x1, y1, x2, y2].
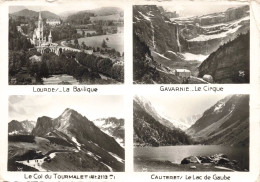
[134, 158, 242, 172]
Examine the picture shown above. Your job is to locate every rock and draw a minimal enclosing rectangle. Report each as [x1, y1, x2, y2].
[202, 74, 213, 83]
[181, 156, 200, 164]
[232, 160, 238, 164]
[217, 158, 230, 165]
[199, 156, 213, 163]
[190, 166, 196, 169]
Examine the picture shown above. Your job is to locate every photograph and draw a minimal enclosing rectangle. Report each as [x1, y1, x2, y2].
[133, 94, 249, 171]
[8, 95, 125, 172]
[133, 3, 249, 84]
[9, 5, 124, 85]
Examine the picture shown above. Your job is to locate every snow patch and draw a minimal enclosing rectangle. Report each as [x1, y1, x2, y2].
[138, 11, 151, 21]
[101, 162, 113, 172]
[180, 52, 209, 62]
[9, 130, 19, 135]
[188, 16, 249, 42]
[214, 102, 225, 113]
[108, 152, 124, 163]
[71, 137, 81, 150]
[153, 51, 170, 60]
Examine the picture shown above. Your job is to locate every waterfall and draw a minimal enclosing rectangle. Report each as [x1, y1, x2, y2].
[176, 25, 181, 53]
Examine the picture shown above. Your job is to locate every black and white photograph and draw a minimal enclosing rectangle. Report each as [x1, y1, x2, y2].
[134, 94, 249, 171]
[133, 3, 249, 84]
[8, 95, 125, 171]
[9, 4, 124, 85]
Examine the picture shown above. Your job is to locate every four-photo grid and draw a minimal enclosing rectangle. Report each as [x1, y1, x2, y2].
[7, 0, 250, 174]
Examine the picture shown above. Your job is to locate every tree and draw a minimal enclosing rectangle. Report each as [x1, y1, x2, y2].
[81, 41, 86, 49]
[74, 38, 79, 45]
[101, 39, 107, 48]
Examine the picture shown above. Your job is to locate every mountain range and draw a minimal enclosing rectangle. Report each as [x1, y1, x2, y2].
[8, 108, 124, 172]
[186, 95, 249, 146]
[10, 9, 60, 19]
[10, 7, 123, 21]
[8, 120, 36, 135]
[133, 97, 192, 146]
[133, 5, 249, 84]
[134, 95, 249, 147]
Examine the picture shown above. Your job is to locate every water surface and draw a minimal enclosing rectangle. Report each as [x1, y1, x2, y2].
[135, 145, 249, 170]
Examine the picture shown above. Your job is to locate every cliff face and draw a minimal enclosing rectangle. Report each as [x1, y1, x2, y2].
[173, 5, 249, 55]
[186, 95, 249, 146]
[133, 98, 192, 146]
[133, 5, 179, 54]
[198, 32, 249, 83]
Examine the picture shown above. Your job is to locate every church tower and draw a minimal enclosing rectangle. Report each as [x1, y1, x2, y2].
[38, 11, 44, 44]
[48, 30, 52, 43]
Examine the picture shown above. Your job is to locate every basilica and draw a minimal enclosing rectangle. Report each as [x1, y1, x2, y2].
[31, 12, 59, 54]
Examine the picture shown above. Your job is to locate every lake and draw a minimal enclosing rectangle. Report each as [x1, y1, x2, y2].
[43, 74, 79, 85]
[77, 33, 124, 54]
[135, 145, 249, 170]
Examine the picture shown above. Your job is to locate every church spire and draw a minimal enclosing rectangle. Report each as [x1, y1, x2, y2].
[49, 30, 52, 38]
[39, 11, 42, 20]
[48, 30, 52, 43]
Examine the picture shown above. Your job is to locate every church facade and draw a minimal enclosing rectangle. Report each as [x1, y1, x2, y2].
[31, 12, 59, 54]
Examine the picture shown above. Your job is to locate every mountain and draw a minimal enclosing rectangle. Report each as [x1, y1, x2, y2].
[133, 5, 179, 55]
[9, 109, 124, 172]
[172, 5, 249, 55]
[93, 117, 124, 147]
[186, 95, 249, 146]
[9, 6, 27, 14]
[133, 5, 249, 84]
[66, 7, 123, 24]
[179, 114, 203, 130]
[10, 9, 60, 19]
[133, 97, 192, 146]
[134, 96, 190, 130]
[8, 120, 27, 135]
[198, 32, 249, 83]
[8, 120, 36, 135]
[133, 31, 181, 84]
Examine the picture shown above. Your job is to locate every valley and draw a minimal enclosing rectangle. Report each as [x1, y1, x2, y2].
[133, 5, 249, 84]
[133, 95, 249, 171]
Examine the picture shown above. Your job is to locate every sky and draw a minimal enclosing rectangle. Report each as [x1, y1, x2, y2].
[141, 94, 228, 120]
[9, 3, 123, 15]
[163, 2, 247, 17]
[9, 95, 124, 122]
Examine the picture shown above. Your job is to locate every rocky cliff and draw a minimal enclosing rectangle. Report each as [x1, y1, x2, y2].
[186, 95, 249, 146]
[133, 5, 180, 54]
[198, 32, 249, 83]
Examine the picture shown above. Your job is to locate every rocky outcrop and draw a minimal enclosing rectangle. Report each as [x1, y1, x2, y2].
[181, 153, 243, 171]
[198, 32, 249, 83]
[186, 95, 249, 146]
